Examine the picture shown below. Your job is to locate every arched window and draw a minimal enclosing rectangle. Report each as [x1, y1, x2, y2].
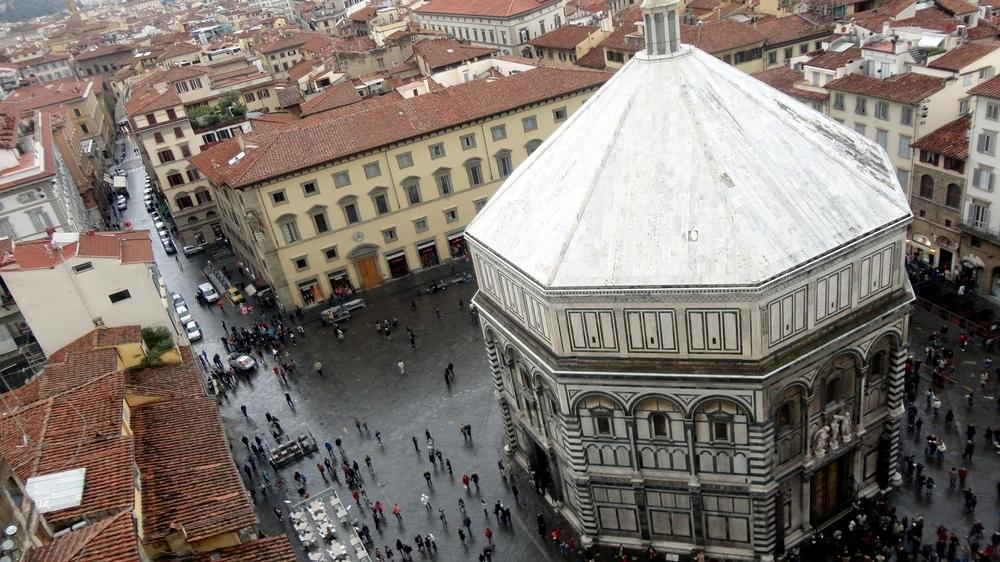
[919, 174, 934, 199]
[187, 216, 199, 224]
[635, 397, 681, 440]
[525, 139, 543, 156]
[694, 399, 747, 444]
[824, 377, 842, 407]
[175, 192, 193, 210]
[580, 395, 618, 437]
[946, 183, 961, 208]
[819, 354, 858, 409]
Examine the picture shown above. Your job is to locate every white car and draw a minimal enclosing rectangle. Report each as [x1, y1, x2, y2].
[157, 228, 170, 240]
[228, 353, 256, 371]
[154, 221, 165, 230]
[183, 245, 204, 256]
[185, 321, 202, 342]
[198, 283, 220, 303]
[175, 305, 193, 324]
[170, 292, 185, 307]
[116, 197, 127, 211]
[143, 187, 153, 195]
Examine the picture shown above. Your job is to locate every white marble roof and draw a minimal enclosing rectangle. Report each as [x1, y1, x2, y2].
[465, 46, 912, 290]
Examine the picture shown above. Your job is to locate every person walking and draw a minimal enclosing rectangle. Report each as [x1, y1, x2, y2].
[412, 436, 420, 452]
[424, 471, 433, 487]
[484, 527, 493, 546]
[314, 361, 323, 376]
[240, 404, 248, 418]
[392, 503, 402, 521]
[285, 392, 294, 407]
[398, 361, 405, 375]
[959, 466, 969, 489]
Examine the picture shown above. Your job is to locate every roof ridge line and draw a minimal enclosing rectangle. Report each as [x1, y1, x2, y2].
[548, 61, 637, 286]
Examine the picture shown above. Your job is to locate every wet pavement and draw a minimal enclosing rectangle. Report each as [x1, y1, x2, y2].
[116, 132, 574, 561]
[889, 300, 1000, 545]
[116, 131, 1000, 560]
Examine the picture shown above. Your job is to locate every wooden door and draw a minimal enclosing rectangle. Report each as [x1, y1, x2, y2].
[356, 256, 380, 289]
[811, 456, 848, 521]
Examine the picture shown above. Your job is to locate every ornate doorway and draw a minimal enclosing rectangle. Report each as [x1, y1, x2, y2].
[811, 454, 851, 523]
[349, 245, 381, 289]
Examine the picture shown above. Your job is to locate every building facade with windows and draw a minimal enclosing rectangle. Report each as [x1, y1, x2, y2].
[191, 67, 609, 308]
[125, 66, 281, 245]
[414, 0, 569, 56]
[0, 230, 170, 357]
[466, 2, 913, 559]
[825, 73, 950, 196]
[0, 110, 93, 242]
[959, 76, 1000, 295]
[908, 115, 970, 271]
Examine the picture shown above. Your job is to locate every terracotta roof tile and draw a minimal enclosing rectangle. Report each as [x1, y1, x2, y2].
[575, 46, 607, 69]
[300, 81, 362, 116]
[73, 43, 134, 62]
[754, 15, 831, 45]
[125, 346, 206, 398]
[680, 20, 765, 54]
[156, 42, 201, 62]
[192, 66, 610, 188]
[349, 4, 377, 21]
[968, 20, 1000, 40]
[26, 511, 141, 562]
[2, 232, 154, 271]
[415, 0, 559, 17]
[132, 397, 258, 542]
[803, 47, 862, 70]
[753, 66, 829, 101]
[969, 72, 1000, 97]
[1, 78, 93, 113]
[257, 31, 331, 55]
[935, 0, 977, 15]
[826, 72, 946, 104]
[927, 40, 1000, 71]
[911, 114, 971, 158]
[412, 38, 498, 70]
[194, 536, 298, 562]
[529, 25, 599, 50]
[893, 7, 960, 33]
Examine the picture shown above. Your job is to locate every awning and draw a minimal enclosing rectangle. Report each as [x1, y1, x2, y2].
[447, 232, 465, 241]
[962, 254, 985, 269]
[911, 234, 932, 247]
[918, 35, 946, 48]
[417, 240, 437, 250]
[385, 250, 406, 260]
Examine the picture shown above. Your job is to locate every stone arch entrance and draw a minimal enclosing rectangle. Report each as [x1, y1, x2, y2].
[348, 244, 382, 289]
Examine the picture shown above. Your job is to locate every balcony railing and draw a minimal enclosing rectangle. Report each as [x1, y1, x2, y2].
[959, 216, 1000, 242]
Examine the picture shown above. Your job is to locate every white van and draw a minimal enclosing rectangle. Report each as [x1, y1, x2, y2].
[198, 283, 220, 303]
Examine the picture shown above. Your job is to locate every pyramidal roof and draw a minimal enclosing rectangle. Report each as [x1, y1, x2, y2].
[465, 45, 911, 290]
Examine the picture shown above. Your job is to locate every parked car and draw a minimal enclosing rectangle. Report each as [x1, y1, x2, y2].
[175, 305, 193, 324]
[228, 352, 256, 371]
[198, 282, 220, 303]
[163, 239, 176, 255]
[157, 228, 170, 239]
[423, 280, 448, 294]
[182, 245, 204, 256]
[321, 307, 350, 325]
[226, 287, 245, 304]
[116, 196, 127, 211]
[143, 187, 153, 196]
[185, 321, 202, 342]
[170, 292, 185, 307]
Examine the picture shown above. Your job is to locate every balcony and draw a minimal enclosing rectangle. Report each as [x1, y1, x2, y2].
[959, 216, 1000, 245]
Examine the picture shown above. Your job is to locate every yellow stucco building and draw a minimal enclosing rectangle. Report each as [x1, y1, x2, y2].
[193, 67, 610, 308]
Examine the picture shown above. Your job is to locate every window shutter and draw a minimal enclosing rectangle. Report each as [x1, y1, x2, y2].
[974, 168, 981, 187]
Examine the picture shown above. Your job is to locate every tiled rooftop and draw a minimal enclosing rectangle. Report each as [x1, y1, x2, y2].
[415, 0, 560, 18]
[412, 37, 498, 70]
[529, 25, 599, 50]
[911, 114, 971, 159]
[826, 72, 946, 104]
[192, 66, 610, 188]
[927, 40, 1000, 72]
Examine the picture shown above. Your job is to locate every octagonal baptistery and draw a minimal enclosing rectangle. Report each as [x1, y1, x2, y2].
[464, 1, 913, 560]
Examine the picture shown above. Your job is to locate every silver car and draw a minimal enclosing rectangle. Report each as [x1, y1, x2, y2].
[175, 305, 193, 324]
[185, 321, 202, 342]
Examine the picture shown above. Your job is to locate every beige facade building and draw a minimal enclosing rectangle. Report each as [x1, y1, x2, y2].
[191, 67, 609, 308]
[908, 115, 970, 271]
[414, 0, 569, 57]
[0, 230, 169, 357]
[124, 65, 281, 245]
